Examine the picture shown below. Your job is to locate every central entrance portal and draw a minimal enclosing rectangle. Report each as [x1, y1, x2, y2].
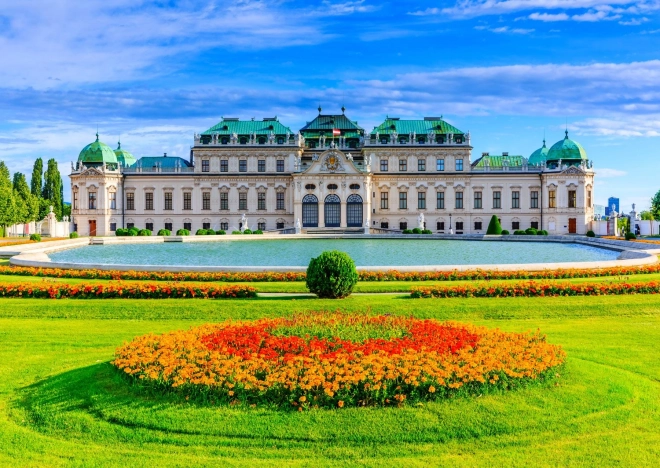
[324, 194, 341, 227]
[346, 194, 363, 227]
[302, 194, 319, 227]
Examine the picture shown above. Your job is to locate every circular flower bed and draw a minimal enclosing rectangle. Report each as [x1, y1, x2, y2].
[112, 313, 565, 409]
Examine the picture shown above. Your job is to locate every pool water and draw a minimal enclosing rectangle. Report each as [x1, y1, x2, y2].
[47, 238, 619, 267]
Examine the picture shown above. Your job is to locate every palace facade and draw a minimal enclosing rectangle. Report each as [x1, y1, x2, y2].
[69, 109, 595, 236]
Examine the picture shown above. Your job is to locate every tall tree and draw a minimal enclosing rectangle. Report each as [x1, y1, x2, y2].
[0, 161, 17, 236]
[42, 159, 63, 220]
[30, 158, 43, 197]
[13, 172, 39, 224]
[651, 189, 660, 221]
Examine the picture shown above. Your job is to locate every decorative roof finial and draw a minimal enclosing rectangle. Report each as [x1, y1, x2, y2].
[117, 135, 121, 150]
[341, 105, 345, 114]
[565, 129, 569, 139]
[318, 105, 322, 114]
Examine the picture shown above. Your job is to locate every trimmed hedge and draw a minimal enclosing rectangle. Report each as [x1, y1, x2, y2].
[157, 229, 171, 236]
[231, 230, 242, 235]
[176, 229, 190, 236]
[253, 230, 264, 235]
[138, 229, 152, 236]
[69, 232, 79, 238]
[29, 234, 41, 242]
[402, 229, 412, 234]
[625, 232, 637, 240]
[486, 215, 502, 235]
[215, 230, 226, 235]
[306, 250, 358, 298]
[243, 229, 253, 235]
[586, 230, 595, 237]
[501, 230, 510, 235]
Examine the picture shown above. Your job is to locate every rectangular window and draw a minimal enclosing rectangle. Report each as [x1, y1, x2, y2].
[258, 222, 266, 231]
[456, 159, 464, 171]
[202, 222, 210, 230]
[381, 222, 389, 229]
[258, 192, 266, 210]
[474, 191, 482, 209]
[109, 192, 116, 210]
[512, 221, 520, 230]
[88, 192, 96, 209]
[183, 192, 192, 210]
[202, 192, 211, 210]
[239, 192, 247, 210]
[512, 191, 520, 209]
[568, 190, 577, 208]
[399, 192, 407, 209]
[399, 159, 407, 171]
[380, 192, 389, 209]
[164, 192, 173, 210]
[276, 222, 284, 229]
[145, 192, 153, 210]
[146, 222, 153, 231]
[220, 160, 228, 172]
[436, 158, 445, 171]
[474, 221, 482, 230]
[437, 221, 445, 231]
[220, 193, 228, 210]
[418, 158, 426, 171]
[418, 192, 426, 209]
[549, 190, 556, 208]
[380, 159, 388, 171]
[455, 192, 463, 209]
[399, 222, 407, 230]
[165, 222, 173, 231]
[436, 192, 445, 209]
[277, 159, 285, 172]
[202, 160, 209, 172]
[220, 222, 229, 231]
[587, 190, 592, 208]
[184, 222, 191, 231]
[127, 223, 134, 229]
[110, 222, 116, 232]
[73, 191, 78, 210]
[493, 191, 501, 209]
[531, 191, 539, 209]
[126, 193, 134, 210]
[239, 160, 247, 172]
[456, 221, 464, 231]
[258, 160, 266, 172]
[531, 221, 539, 229]
[276, 192, 285, 210]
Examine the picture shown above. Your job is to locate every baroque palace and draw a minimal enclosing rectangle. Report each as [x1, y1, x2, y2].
[69, 108, 595, 236]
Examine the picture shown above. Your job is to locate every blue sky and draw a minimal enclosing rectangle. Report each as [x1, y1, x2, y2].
[1, 0, 659, 209]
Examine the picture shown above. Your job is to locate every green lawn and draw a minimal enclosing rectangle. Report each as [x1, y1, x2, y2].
[1, 295, 659, 466]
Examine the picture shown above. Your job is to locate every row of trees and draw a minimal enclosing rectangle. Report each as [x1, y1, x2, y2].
[0, 158, 68, 236]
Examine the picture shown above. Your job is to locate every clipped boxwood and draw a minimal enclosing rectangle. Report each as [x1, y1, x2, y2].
[501, 229, 510, 235]
[486, 215, 502, 235]
[115, 228, 127, 236]
[306, 250, 358, 299]
[514, 230, 526, 235]
[525, 228, 538, 235]
[625, 232, 637, 240]
[176, 229, 190, 236]
[215, 230, 226, 235]
[402, 229, 412, 234]
[411, 227, 423, 234]
[243, 229, 253, 235]
[422, 229, 432, 234]
[586, 230, 595, 237]
[157, 229, 171, 236]
[231, 230, 242, 235]
[128, 228, 139, 236]
[253, 230, 264, 235]
[29, 233, 41, 242]
[69, 232, 79, 238]
[138, 229, 152, 236]
[195, 229, 207, 236]
[206, 229, 216, 235]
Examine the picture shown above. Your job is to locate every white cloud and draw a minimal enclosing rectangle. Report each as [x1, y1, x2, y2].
[596, 168, 628, 177]
[529, 12, 570, 21]
[475, 25, 535, 33]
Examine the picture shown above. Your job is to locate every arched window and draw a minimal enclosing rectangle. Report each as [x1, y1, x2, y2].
[347, 194, 363, 227]
[305, 184, 316, 190]
[324, 194, 341, 227]
[349, 183, 360, 190]
[327, 183, 338, 190]
[302, 194, 319, 228]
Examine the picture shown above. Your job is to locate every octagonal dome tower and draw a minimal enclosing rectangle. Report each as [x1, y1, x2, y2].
[546, 130, 587, 167]
[78, 133, 118, 167]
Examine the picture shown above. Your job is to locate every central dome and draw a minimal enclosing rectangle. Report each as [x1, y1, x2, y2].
[78, 134, 118, 166]
[547, 131, 587, 163]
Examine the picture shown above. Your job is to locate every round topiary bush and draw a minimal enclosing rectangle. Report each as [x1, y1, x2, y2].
[625, 232, 637, 240]
[206, 229, 216, 235]
[402, 229, 412, 234]
[586, 230, 595, 237]
[541, 230, 549, 235]
[231, 230, 242, 235]
[306, 250, 359, 299]
[514, 230, 526, 235]
[501, 229, 510, 235]
[115, 228, 126, 236]
[525, 228, 538, 235]
[215, 230, 226, 235]
[157, 229, 171, 236]
[243, 229, 253, 234]
[29, 233, 41, 242]
[412, 227, 422, 234]
[422, 229, 432, 234]
[138, 229, 152, 236]
[128, 227, 139, 236]
[176, 228, 190, 236]
[253, 229, 263, 234]
[486, 215, 502, 235]
[195, 229, 207, 236]
[69, 231, 79, 238]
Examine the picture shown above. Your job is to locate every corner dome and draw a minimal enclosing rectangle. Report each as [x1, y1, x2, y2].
[528, 139, 549, 165]
[114, 140, 137, 167]
[547, 130, 587, 163]
[78, 134, 118, 165]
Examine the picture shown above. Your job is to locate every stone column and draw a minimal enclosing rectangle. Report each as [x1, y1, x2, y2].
[340, 200, 347, 227]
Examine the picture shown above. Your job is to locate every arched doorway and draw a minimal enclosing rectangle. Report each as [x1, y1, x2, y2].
[324, 194, 341, 227]
[302, 194, 319, 227]
[347, 194, 363, 227]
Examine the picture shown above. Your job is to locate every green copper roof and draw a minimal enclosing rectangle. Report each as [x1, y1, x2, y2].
[528, 139, 549, 165]
[136, 156, 192, 169]
[300, 110, 364, 136]
[78, 134, 118, 165]
[114, 140, 137, 168]
[370, 117, 464, 136]
[547, 131, 588, 162]
[473, 154, 526, 168]
[202, 118, 293, 136]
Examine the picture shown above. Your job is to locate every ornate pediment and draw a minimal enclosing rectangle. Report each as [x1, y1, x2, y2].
[301, 149, 362, 175]
[80, 167, 103, 177]
[561, 165, 585, 175]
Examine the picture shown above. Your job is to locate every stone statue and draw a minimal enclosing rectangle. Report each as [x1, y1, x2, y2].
[240, 213, 248, 231]
[295, 218, 302, 234]
[418, 212, 425, 229]
[364, 154, 372, 166]
[346, 153, 353, 161]
[427, 131, 435, 144]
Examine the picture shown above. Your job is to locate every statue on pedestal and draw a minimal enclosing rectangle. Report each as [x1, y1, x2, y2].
[295, 218, 301, 234]
[240, 213, 248, 232]
[418, 212, 425, 229]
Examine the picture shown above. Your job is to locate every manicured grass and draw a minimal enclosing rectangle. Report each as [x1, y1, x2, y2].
[3, 272, 660, 293]
[1, 295, 659, 466]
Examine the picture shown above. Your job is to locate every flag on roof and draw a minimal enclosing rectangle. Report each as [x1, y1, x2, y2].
[332, 128, 341, 136]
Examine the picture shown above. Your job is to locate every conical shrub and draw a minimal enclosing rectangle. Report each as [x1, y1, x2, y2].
[486, 215, 502, 235]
